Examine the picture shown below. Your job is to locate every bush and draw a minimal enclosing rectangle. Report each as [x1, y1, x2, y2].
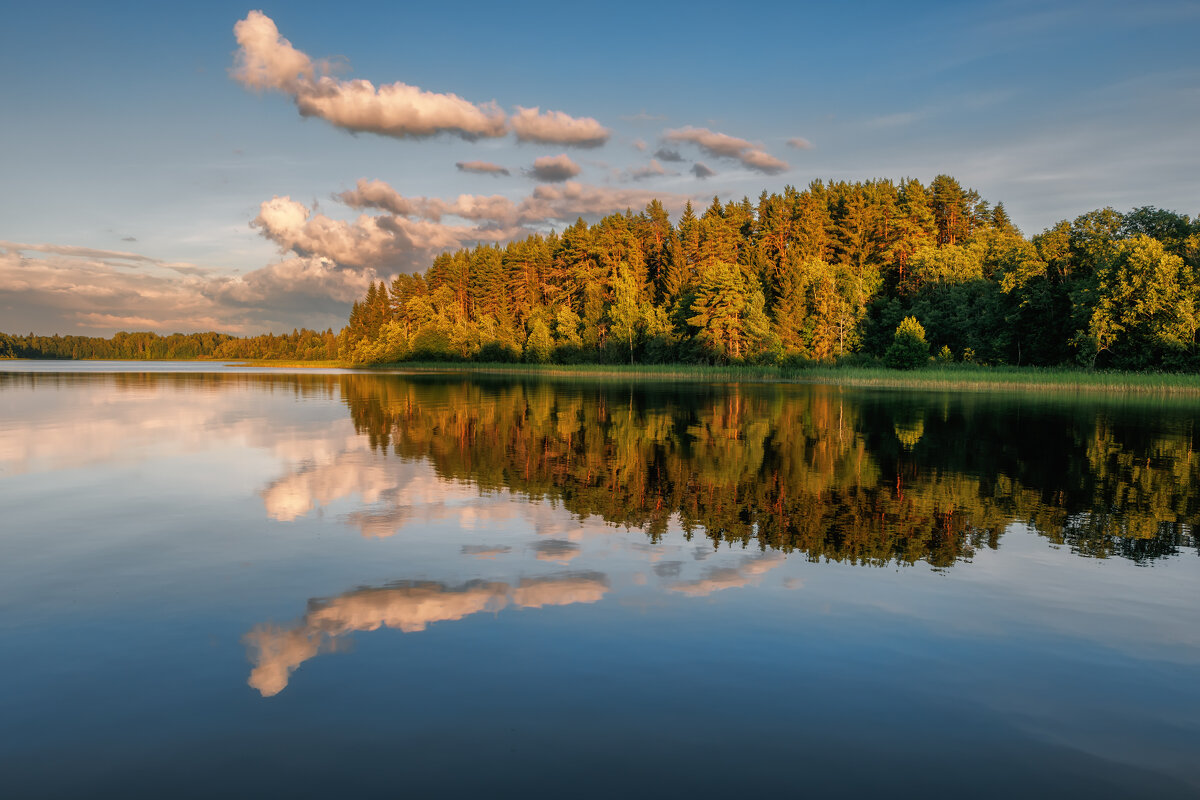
[885, 316, 930, 370]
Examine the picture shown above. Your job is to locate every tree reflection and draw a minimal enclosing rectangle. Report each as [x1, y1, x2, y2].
[337, 375, 1199, 566]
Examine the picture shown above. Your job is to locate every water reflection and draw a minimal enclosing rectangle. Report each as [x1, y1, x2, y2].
[245, 572, 609, 696]
[4, 367, 1199, 795]
[333, 374, 1199, 566]
[3, 370, 1196, 565]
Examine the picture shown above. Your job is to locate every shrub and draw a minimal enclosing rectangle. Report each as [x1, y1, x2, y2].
[885, 316, 929, 370]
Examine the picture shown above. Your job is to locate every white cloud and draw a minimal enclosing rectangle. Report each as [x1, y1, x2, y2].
[232, 11, 506, 140]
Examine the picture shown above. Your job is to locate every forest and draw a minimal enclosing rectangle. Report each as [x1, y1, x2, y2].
[0, 328, 339, 361]
[339, 175, 1200, 371]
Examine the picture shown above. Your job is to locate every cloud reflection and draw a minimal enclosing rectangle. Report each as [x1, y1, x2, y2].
[668, 553, 786, 597]
[245, 572, 609, 696]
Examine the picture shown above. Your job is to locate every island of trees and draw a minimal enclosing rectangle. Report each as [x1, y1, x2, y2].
[4, 175, 1197, 372]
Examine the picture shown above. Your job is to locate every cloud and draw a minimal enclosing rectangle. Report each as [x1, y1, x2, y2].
[515, 181, 693, 222]
[337, 178, 518, 224]
[121, 236, 137, 242]
[1, 241, 158, 264]
[0, 241, 365, 336]
[230, 10, 315, 93]
[632, 138, 647, 151]
[663, 126, 789, 174]
[528, 153, 583, 183]
[232, 11, 506, 140]
[511, 106, 610, 147]
[456, 160, 510, 176]
[626, 159, 669, 182]
[654, 147, 685, 163]
[691, 162, 715, 179]
[252, 195, 517, 271]
[787, 137, 814, 150]
[3, 168, 703, 338]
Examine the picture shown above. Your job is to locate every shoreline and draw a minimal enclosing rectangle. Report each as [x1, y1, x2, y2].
[8, 357, 1200, 394]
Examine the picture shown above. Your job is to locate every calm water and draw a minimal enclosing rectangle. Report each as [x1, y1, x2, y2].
[1, 363, 1198, 798]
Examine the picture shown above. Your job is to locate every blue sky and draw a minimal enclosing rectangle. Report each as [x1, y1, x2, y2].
[1, 0, 1197, 335]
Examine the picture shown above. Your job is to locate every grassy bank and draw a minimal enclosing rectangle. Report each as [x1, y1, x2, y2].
[363, 361, 1200, 394]
[15, 356, 1200, 394]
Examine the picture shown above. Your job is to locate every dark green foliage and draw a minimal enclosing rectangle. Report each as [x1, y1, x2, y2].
[2, 329, 338, 361]
[885, 316, 929, 369]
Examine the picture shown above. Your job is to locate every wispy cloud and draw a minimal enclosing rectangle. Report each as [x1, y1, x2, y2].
[456, 160, 510, 176]
[621, 110, 667, 122]
[662, 126, 789, 174]
[625, 159, 670, 181]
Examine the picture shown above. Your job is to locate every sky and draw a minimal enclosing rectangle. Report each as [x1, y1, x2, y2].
[1, 0, 1197, 336]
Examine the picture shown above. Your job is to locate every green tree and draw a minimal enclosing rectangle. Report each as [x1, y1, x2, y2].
[885, 316, 929, 369]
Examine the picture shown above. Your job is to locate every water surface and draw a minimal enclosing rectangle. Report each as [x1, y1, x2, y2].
[1, 363, 1198, 797]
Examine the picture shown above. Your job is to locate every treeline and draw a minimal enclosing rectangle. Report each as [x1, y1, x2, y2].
[339, 176, 1200, 371]
[0, 328, 338, 361]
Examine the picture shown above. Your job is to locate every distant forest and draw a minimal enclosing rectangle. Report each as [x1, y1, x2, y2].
[0, 328, 338, 361]
[6, 175, 1198, 370]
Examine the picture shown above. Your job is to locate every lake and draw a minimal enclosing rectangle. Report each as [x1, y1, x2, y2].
[1, 363, 1198, 798]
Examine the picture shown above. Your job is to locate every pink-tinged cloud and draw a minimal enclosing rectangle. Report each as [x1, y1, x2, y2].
[232, 11, 506, 140]
[787, 137, 814, 150]
[456, 160, 510, 176]
[528, 153, 583, 182]
[251, 195, 517, 271]
[663, 126, 789, 174]
[511, 106, 610, 147]
[331, 178, 693, 229]
[337, 178, 518, 224]
[0, 242, 363, 336]
[515, 181, 692, 223]
[231, 10, 315, 92]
